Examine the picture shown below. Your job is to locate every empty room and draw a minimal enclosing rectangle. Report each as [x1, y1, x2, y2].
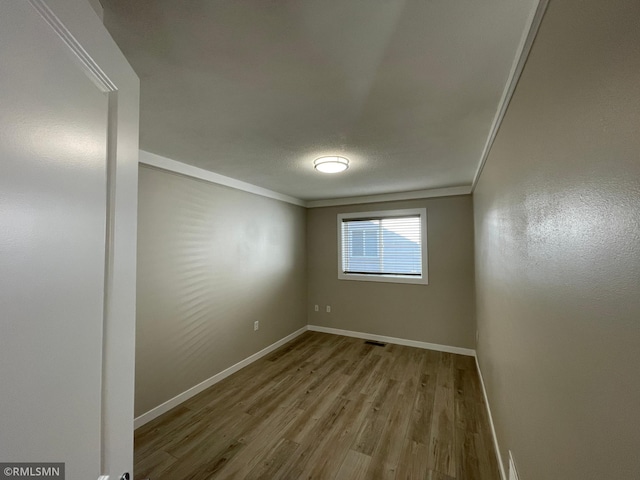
[1, 0, 638, 480]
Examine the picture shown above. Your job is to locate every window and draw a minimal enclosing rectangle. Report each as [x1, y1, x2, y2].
[338, 208, 428, 284]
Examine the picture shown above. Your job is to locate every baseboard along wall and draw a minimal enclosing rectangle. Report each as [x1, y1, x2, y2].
[134, 321, 502, 479]
[475, 355, 507, 480]
[307, 325, 476, 357]
[134, 326, 307, 429]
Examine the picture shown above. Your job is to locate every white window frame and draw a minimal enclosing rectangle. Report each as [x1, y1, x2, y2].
[337, 208, 428, 285]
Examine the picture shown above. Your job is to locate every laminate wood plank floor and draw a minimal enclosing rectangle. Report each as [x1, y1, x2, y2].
[134, 331, 500, 480]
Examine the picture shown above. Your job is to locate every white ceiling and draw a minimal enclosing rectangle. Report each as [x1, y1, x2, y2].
[102, 0, 539, 201]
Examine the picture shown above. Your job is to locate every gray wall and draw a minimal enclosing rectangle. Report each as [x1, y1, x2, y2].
[473, 0, 640, 478]
[136, 165, 307, 416]
[307, 196, 476, 349]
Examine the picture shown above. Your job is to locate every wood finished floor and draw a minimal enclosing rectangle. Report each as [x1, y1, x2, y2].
[134, 331, 500, 480]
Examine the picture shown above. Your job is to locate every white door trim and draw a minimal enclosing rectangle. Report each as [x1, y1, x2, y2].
[31, 0, 140, 476]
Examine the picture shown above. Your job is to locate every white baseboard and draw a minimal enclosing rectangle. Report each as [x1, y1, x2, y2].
[475, 355, 507, 480]
[508, 451, 520, 480]
[134, 326, 307, 429]
[135, 324, 476, 429]
[307, 325, 476, 357]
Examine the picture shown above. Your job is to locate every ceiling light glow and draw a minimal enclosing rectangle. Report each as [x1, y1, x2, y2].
[313, 156, 349, 173]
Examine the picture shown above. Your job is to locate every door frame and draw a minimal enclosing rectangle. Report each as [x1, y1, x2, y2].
[31, 0, 140, 476]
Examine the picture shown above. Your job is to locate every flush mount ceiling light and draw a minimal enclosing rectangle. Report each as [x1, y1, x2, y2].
[313, 156, 349, 173]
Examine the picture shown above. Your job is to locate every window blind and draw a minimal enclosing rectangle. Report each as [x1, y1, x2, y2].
[341, 215, 422, 276]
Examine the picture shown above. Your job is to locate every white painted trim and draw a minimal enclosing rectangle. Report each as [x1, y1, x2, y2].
[135, 325, 477, 431]
[97, 476, 109, 480]
[29, 0, 115, 92]
[475, 355, 507, 480]
[134, 326, 307, 429]
[307, 186, 471, 208]
[308, 325, 475, 357]
[140, 150, 472, 208]
[471, 0, 550, 191]
[139, 150, 307, 207]
[508, 451, 520, 480]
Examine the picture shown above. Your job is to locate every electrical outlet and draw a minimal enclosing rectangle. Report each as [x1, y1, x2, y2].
[326, 305, 331, 313]
[254, 320, 259, 331]
[314, 305, 319, 312]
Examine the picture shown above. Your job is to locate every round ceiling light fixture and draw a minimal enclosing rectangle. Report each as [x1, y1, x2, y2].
[313, 156, 349, 173]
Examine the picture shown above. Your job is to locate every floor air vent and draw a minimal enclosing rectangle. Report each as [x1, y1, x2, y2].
[364, 340, 387, 347]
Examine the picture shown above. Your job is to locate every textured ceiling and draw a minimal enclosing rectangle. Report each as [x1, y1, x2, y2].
[102, 0, 538, 201]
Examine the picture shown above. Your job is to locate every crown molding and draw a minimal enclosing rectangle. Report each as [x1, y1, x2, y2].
[471, 0, 550, 191]
[138, 150, 307, 207]
[306, 186, 471, 208]
[139, 150, 472, 208]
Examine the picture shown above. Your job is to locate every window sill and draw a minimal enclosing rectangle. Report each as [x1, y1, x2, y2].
[338, 272, 428, 285]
